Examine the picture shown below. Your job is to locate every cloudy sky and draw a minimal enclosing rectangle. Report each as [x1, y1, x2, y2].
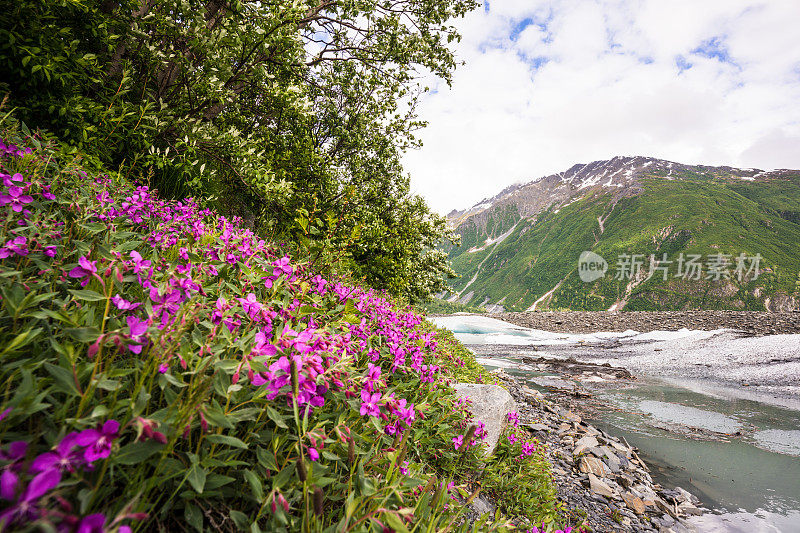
[402, 0, 800, 214]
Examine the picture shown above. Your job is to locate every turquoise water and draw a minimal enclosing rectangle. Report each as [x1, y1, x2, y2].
[432, 316, 800, 533]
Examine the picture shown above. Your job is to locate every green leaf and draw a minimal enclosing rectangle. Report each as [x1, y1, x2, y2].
[202, 404, 233, 429]
[185, 503, 203, 532]
[272, 463, 294, 489]
[256, 447, 278, 471]
[1, 328, 42, 355]
[115, 441, 164, 465]
[382, 512, 410, 533]
[205, 474, 236, 490]
[187, 464, 207, 494]
[230, 511, 248, 529]
[243, 469, 263, 501]
[65, 327, 101, 343]
[264, 405, 288, 429]
[44, 363, 80, 396]
[205, 434, 248, 449]
[68, 289, 106, 302]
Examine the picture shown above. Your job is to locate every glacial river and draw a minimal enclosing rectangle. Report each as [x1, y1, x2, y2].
[431, 315, 800, 533]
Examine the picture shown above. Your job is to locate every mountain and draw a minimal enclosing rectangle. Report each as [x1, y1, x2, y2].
[442, 156, 800, 312]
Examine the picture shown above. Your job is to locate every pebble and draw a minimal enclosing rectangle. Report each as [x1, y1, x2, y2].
[495, 371, 707, 532]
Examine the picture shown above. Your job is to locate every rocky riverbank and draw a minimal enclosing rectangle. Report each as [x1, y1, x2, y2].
[494, 370, 705, 532]
[479, 311, 800, 336]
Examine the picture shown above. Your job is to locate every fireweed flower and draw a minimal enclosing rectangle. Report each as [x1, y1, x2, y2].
[452, 435, 464, 450]
[0, 469, 61, 525]
[80, 420, 120, 463]
[307, 447, 319, 461]
[76, 513, 107, 533]
[40, 185, 55, 201]
[129, 251, 151, 274]
[68, 256, 98, 287]
[112, 295, 141, 311]
[126, 316, 148, 354]
[507, 411, 519, 427]
[359, 390, 381, 417]
[272, 256, 293, 277]
[149, 288, 182, 319]
[238, 293, 262, 319]
[30, 431, 94, 474]
[1, 173, 25, 187]
[0, 236, 28, 258]
[0, 185, 33, 212]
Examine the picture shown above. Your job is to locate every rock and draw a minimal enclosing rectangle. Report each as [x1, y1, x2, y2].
[678, 502, 703, 516]
[530, 376, 579, 393]
[527, 423, 550, 436]
[599, 446, 622, 473]
[469, 494, 495, 516]
[617, 473, 635, 489]
[521, 385, 544, 401]
[675, 486, 699, 505]
[588, 473, 615, 498]
[451, 383, 516, 456]
[563, 410, 582, 424]
[578, 456, 609, 477]
[655, 497, 678, 518]
[608, 439, 630, 454]
[575, 435, 599, 449]
[622, 492, 646, 514]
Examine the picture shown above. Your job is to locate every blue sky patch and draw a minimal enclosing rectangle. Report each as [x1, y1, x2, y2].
[675, 55, 693, 73]
[691, 36, 734, 64]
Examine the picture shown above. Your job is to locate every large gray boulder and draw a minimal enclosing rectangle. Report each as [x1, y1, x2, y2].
[451, 383, 516, 456]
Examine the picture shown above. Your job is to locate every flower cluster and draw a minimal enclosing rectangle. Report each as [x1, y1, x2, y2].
[0, 133, 485, 530]
[0, 421, 140, 531]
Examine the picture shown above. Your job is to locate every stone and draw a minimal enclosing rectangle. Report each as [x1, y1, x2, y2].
[588, 473, 615, 498]
[617, 473, 635, 489]
[608, 439, 630, 454]
[679, 504, 703, 516]
[622, 492, 646, 514]
[655, 497, 678, 518]
[579, 456, 609, 477]
[574, 435, 599, 449]
[470, 494, 496, 516]
[527, 423, 550, 432]
[600, 446, 622, 473]
[563, 410, 582, 424]
[675, 486, 699, 505]
[451, 383, 516, 456]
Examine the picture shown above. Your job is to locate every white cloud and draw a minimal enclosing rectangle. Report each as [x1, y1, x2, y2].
[403, 0, 800, 214]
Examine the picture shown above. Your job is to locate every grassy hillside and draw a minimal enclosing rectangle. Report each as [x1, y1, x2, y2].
[0, 120, 579, 531]
[446, 172, 800, 311]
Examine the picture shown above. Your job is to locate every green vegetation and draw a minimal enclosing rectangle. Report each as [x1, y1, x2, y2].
[0, 121, 577, 532]
[446, 172, 800, 311]
[0, 0, 471, 302]
[417, 298, 487, 315]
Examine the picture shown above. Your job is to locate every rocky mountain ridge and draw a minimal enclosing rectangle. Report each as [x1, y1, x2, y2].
[448, 156, 797, 233]
[442, 156, 800, 312]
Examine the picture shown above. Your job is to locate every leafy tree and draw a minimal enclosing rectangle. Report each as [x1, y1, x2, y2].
[0, 0, 474, 300]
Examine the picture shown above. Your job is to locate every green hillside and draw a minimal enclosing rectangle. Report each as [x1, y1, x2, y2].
[445, 171, 800, 311]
